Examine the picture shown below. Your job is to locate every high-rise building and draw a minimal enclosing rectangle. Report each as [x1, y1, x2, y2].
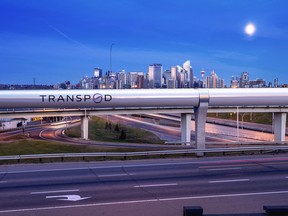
[94, 67, 102, 78]
[171, 66, 177, 80]
[183, 60, 194, 88]
[240, 72, 249, 88]
[117, 70, 126, 89]
[148, 63, 162, 88]
[167, 79, 176, 88]
[274, 78, 279, 88]
[230, 76, 239, 88]
[205, 70, 224, 88]
[127, 72, 144, 88]
[137, 74, 145, 89]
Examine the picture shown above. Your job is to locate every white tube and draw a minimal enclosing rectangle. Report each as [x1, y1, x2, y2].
[0, 89, 200, 108]
[1, 88, 288, 109]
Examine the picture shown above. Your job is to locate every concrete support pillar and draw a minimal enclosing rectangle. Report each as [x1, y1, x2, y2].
[81, 116, 89, 140]
[274, 113, 287, 142]
[194, 102, 208, 156]
[181, 113, 192, 145]
[193, 90, 209, 156]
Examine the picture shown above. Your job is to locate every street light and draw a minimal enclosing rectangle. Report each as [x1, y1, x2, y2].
[237, 106, 239, 142]
[110, 43, 115, 73]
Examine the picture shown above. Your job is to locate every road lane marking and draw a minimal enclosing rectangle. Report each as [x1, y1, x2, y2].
[30, 189, 80, 195]
[134, 183, 178, 188]
[206, 167, 242, 171]
[0, 181, 7, 184]
[46, 195, 90, 201]
[2, 190, 288, 213]
[199, 161, 288, 170]
[209, 179, 250, 184]
[98, 173, 135, 177]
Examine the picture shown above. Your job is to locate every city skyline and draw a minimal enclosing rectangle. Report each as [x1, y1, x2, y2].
[1, 0, 288, 85]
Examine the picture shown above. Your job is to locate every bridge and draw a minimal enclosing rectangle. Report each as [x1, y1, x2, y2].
[1, 88, 288, 156]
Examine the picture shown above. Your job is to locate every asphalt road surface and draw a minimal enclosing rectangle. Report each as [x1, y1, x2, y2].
[0, 155, 288, 215]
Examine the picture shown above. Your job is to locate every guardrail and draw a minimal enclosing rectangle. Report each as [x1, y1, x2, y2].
[1, 146, 288, 162]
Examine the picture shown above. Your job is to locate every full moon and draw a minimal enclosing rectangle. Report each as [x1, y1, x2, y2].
[245, 23, 256, 36]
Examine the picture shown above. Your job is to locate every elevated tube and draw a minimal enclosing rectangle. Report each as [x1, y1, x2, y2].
[208, 88, 288, 106]
[1, 88, 288, 109]
[0, 89, 200, 109]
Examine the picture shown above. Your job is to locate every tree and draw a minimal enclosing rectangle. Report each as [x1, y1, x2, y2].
[119, 130, 126, 140]
[114, 123, 120, 131]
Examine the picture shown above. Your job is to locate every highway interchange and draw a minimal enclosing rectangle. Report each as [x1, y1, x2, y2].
[0, 114, 288, 215]
[0, 156, 288, 215]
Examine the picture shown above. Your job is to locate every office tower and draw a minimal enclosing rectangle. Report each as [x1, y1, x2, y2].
[94, 67, 102, 78]
[171, 66, 177, 80]
[117, 70, 126, 89]
[163, 69, 171, 86]
[137, 74, 145, 89]
[240, 71, 249, 88]
[167, 79, 176, 88]
[230, 76, 239, 88]
[127, 72, 144, 88]
[183, 60, 194, 88]
[205, 70, 224, 88]
[148, 63, 163, 88]
[274, 78, 279, 88]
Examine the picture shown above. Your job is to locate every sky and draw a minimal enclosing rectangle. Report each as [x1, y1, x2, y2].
[1, 0, 288, 85]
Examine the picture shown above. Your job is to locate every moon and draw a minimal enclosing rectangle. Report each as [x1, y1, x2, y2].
[245, 23, 256, 36]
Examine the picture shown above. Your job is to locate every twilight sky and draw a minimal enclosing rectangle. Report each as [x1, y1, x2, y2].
[1, 0, 288, 85]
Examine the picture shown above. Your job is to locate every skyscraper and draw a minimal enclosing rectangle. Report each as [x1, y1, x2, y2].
[240, 72, 249, 88]
[94, 67, 102, 78]
[117, 70, 126, 89]
[206, 70, 224, 88]
[183, 60, 194, 88]
[171, 66, 177, 80]
[148, 63, 162, 88]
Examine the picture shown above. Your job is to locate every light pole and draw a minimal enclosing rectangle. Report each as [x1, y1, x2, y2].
[110, 43, 115, 73]
[236, 106, 239, 142]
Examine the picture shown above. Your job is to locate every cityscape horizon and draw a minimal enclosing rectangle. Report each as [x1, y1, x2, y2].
[0, 60, 284, 90]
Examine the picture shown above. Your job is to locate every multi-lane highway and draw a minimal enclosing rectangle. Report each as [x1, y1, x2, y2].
[0, 155, 288, 215]
[106, 114, 278, 142]
[1, 113, 280, 144]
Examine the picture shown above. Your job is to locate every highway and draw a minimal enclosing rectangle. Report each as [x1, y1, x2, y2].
[107, 114, 277, 143]
[0, 155, 288, 215]
[1, 113, 281, 147]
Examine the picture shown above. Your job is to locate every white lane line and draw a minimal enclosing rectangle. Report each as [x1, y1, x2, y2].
[209, 179, 250, 184]
[30, 189, 80, 195]
[0, 167, 89, 174]
[0, 181, 7, 184]
[39, 129, 48, 140]
[134, 183, 178, 188]
[2, 190, 288, 213]
[98, 173, 135, 177]
[206, 167, 242, 171]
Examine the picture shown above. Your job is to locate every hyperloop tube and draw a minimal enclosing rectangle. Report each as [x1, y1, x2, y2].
[206, 88, 288, 106]
[1, 88, 288, 109]
[0, 89, 200, 108]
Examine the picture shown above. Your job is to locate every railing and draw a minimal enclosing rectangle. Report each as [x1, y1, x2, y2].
[1, 146, 288, 162]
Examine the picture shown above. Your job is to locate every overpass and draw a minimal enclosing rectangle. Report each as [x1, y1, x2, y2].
[1, 88, 288, 155]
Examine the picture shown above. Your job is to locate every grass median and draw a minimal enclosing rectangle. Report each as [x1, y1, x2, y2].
[65, 116, 164, 144]
[0, 116, 166, 160]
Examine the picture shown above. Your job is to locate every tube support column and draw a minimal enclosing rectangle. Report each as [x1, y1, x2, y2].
[274, 113, 287, 142]
[193, 90, 209, 156]
[181, 113, 192, 145]
[81, 116, 89, 140]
